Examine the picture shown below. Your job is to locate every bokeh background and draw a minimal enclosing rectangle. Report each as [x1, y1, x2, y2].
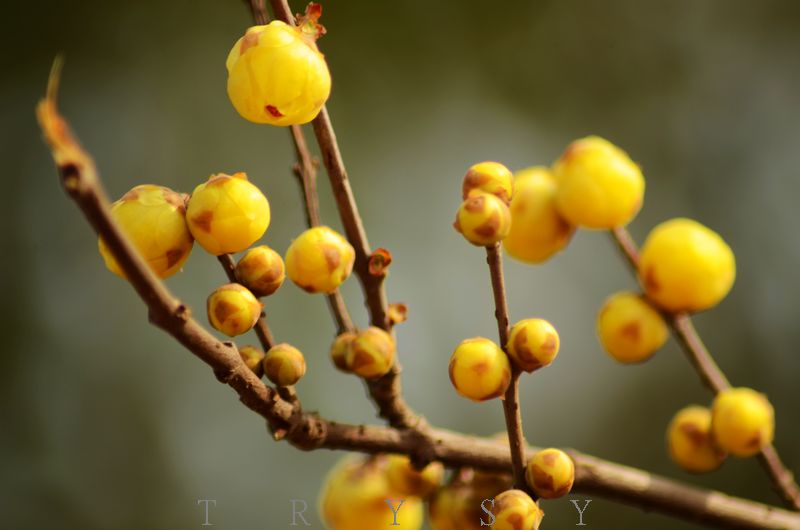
[2, 0, 799, 528]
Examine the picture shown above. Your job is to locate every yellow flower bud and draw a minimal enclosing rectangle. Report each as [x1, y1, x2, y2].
[491, 489, 544, 530]
[186, 172, 270, 255]
[226, 17, 331, 125]
[320, 455, 424, 530]
[385, 454, 444, 498]
[429, 472, 511, 530]
[207, 283, 261, 337]
[503, 166, 575, 264]
[711, 388, 774, 457]
[263, 343, 306, 387]
[330, 331, 356, 372]
[235, 245, 285, 297]
[448, 338, 511, 402]
[285, 226, 355, 294]
[98, 184, 193, 279]
[553, 136, 644, 229]
[596, 292, 667, 364]
[525, 448, 575, 499]
[667, 405, 727, 473]
[639, 218, 736, 313]
[507, 318, 560, 372]
[346, 327, 396, 379]
[462, 161, 514, 203]
[454, 192, 512, 247]
[238, 345, 265, 375]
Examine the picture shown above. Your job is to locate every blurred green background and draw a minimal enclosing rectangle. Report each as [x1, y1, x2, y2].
[2, 0, 799, 528]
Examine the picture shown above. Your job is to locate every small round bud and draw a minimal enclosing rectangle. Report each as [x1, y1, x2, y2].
[330, 332, 357, 372]
[207, 283, 261, 337]
[639, 218, 736, 313]
[553, 136, 644, 229]
[346, 327, 396, 379]
[186, 172, 270, 255]
[285, 226, 355, 294]
[462, 161, 513, 203]
[525, 448, 575, 499]
[667, 405, 727, 472]
[226, 19, 331, 125]
[596, 292, 667, 364]
[263, 343, 306, 387]
[98, 184, 193, 279]
[503, 166, 575, 264]
[238, 345, 265, 375]
[454, 192, 512, 247]
[429, 470, 511, 530]
[236, 245, 285, 297]
[448, 338, 511, 402]
[321, 455, 424, 530]
[491, 489, 543, 530]
[711, 388, 774, 457]
[385, 454, 444, 498]
[507, 318, 560, 372]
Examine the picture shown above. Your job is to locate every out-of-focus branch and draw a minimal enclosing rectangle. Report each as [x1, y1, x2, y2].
[486, 243, 529, 493]
[610, 226, 800, 511]
[40, 80, 800, 529]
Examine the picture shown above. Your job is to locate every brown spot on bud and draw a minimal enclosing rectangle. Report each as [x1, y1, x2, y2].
[207, 174, 233, 187]
[214, 299, 239, 324]
[192, 210, 214, 233]
[472, 361, 489, 375]
[350, 350, 375, 372]
[620, 322, 642, 342]
[462, 170, 489, 198]
[266, 105, 284, 118]
[464, 194, 486, 213]
[121, 188, 141, 202]
[532, 465, 556, 493]
[506, 513, 524, 530]
[679, 422, 707, 446]
[323, 245, 341, 272]
[540, 334, 558, 356]
[474, 211, 501, 238]
[240, 30, 261, 55]
[643, 265, 660, 292]
[542, 452, 557, 466]
[166, 248, 185, 268]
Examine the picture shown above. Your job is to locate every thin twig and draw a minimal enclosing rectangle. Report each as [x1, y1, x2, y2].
[258, 0, 422, 430]
[40, 89, 800, 530]
[610, 226, 800, 510]
[486, 243, 529, 492]
[217, 254, 276, 350]
[244, 0, 354, 336]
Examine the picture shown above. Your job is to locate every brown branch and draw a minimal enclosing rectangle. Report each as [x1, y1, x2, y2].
[320, 422, 800, 529]
[217, 253, 276, 350]
[245, 0, 354, 336]
[257, 0, 423, 431]
[610, 226, 800, 511]
[36, 70, 292, 434]
[40, 86, 800, 529]
[486, 243, 529, 492]
[288, 125, 354, 335]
